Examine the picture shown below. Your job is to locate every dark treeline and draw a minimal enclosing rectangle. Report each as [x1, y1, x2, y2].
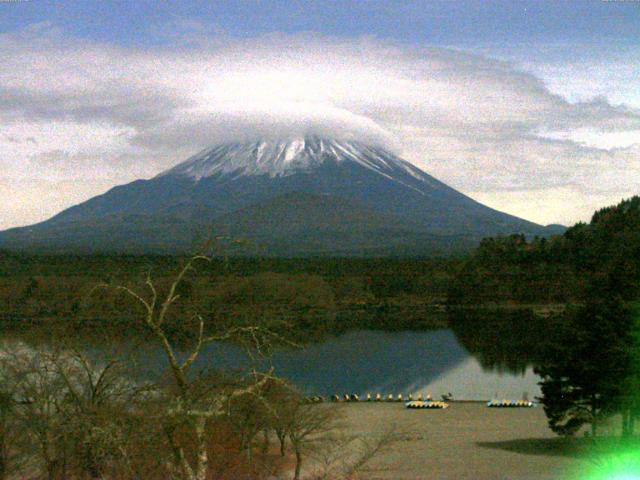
[449, 196, 640, 305]
[447, 234, 582, 304]
[0, 253, 455, 340]
[4, 196, 640, 338]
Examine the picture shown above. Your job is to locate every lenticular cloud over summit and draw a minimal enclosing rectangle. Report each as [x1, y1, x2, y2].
[137, 102, 396, 153]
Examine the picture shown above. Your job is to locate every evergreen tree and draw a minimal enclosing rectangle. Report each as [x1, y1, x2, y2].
[535, 298, 633, 436]
[620, 303, 640, 437]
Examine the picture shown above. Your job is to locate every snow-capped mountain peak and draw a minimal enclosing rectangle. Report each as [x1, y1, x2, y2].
[157, 136, 429, 187]
[0, 135, 560, 255]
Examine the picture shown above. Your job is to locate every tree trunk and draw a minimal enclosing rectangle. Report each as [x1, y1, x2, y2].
[47, 459, 62, 480]
[0, 429, 6, 480]
[246, 442, 253, 464]
[622, 409, 630, 437]
[166, 426, 196, 480]
[591, 396, 597, 437]
[194, 416, 208, 480]
[175, 447, 195, 480]
[262, 429, 270, 455]
[293, 446, 302, 480]
[277, 430, 286, 456]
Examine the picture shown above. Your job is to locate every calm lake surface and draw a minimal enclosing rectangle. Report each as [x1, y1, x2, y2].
[231, 329, 539, 400]
[100, 328, 541, 401]
[4, 309, 546, 401]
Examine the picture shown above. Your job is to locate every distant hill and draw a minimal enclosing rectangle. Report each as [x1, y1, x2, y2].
[0, 136, 563, 255]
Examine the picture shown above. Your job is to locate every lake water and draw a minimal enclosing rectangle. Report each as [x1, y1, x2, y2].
[113, 328, 541, 401]
[3, 313, 544, 401]
[252, 329, 539, 400]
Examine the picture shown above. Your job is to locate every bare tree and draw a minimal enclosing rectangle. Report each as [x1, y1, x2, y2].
[285, 403, 338, 480]
[0, 389, 13, 480]
[340, 425, 399, 480]
[0, 344, 140, 480]
[309, 423, 401, 480]
[227, 389, 270, 460]
[2, 347, 71, 480]
[98, 253, 283, 480]
[54, 351, 138, 479]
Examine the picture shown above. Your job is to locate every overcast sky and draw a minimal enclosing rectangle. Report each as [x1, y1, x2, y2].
[1, 0, 639, 229]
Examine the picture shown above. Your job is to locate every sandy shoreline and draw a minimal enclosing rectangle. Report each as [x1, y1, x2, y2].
[329, 402, 587, 480]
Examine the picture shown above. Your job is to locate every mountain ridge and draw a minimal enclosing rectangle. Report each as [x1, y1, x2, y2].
[0, 135, 564, 256]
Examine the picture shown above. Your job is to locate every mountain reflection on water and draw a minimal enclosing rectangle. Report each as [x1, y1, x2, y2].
[4, 309, 551, 401]
[182, 309, 548, 399]
[449, 308, 554, 375]
[258, 328, 543, 400]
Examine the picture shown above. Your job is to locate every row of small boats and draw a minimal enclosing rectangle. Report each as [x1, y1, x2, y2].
[405, 400, 449, 409]
[305, 394, 535, 408]
[326, 393, 437, 403]
[406, 400, 535, 409]
[486, 400, 535, 408]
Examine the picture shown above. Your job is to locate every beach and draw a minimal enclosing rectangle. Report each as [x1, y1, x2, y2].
[330, 402, 587, 480]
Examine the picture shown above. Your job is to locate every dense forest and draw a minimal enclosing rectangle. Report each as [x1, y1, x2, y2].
[449, 196, 640, 306]
[0, 253, 457, 339]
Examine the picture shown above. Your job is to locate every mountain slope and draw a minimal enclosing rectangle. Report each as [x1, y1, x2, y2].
[0, 136, 563, 255]
[210, 192, 470, 256]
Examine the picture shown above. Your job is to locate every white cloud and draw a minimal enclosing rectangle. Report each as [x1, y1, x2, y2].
[0, 25, 639, 229]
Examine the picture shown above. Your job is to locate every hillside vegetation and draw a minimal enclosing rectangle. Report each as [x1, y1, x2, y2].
[449, 196, 640, 305]
[0, 255, 455, 339]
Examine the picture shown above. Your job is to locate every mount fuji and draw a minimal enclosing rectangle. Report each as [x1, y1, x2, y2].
[0, 136, 563, 255]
